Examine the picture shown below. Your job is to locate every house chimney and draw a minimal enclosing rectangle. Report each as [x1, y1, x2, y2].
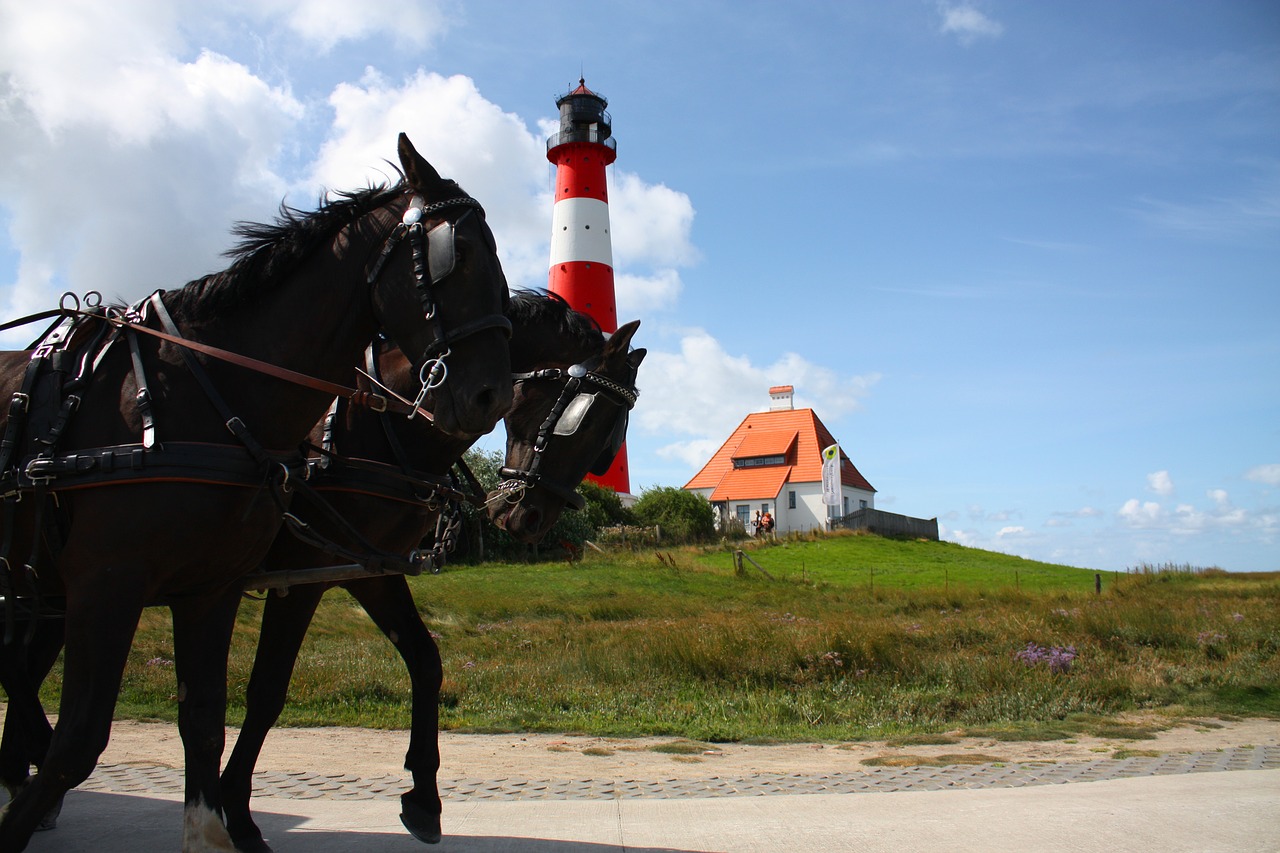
[769, 385, 794, 411]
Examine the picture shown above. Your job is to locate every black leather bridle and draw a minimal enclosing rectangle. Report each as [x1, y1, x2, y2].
[494, 361, 639, 510]
[365, 194, 512, 418]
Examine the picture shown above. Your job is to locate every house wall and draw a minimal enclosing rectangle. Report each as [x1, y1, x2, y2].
[691, 484, 875, 535]
[778, 483, 875, 534]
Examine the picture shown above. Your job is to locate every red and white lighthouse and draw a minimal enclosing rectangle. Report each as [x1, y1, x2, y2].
[546, 78, 631, 494]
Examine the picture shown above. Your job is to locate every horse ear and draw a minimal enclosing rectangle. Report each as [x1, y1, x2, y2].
[398, 133, 445, 192]
[605, 320, 640, 356]
[628, 347, 647, 369]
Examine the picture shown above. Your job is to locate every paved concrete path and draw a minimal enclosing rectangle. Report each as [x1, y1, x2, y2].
[7, 747, 1278, 852]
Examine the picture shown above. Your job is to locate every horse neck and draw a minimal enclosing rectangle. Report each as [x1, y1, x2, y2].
[169, 208, 396, 448]
[509, 316, 600, 373]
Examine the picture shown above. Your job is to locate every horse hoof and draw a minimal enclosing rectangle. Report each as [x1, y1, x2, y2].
[230, 831, 275, 853]
[399, 798, 442, 844]
[35, 795, 63, 831]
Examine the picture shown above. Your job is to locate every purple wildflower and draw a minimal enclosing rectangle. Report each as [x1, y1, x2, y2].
[1014, 642, 1077, 674]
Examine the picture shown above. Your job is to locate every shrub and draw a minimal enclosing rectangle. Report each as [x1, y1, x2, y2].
[579, 480, 635, 530]
[631, 487, 716, 544]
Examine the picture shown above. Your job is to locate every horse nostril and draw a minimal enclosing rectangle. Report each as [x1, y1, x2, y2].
[475, 386, 499, 414]
[523, 507, 542, 535]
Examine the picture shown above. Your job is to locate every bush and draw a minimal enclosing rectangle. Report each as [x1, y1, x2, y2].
[631, 487, 717, 544]
[579, 480, 635, 530]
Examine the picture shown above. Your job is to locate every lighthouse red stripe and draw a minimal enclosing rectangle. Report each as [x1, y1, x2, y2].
[550, 143, 612, 203]
[548, 261, 617, 333]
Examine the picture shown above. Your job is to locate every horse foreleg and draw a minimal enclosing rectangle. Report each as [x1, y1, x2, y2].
[220, 583, 326, 853]
[0, 580, 144, 852]
[0, 621, 61, 797]
[171, 587, 242, 853]
[0, 620, 65, 830]
[344, 575, 442, 845]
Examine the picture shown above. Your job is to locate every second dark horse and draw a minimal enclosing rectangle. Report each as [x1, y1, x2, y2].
[221, 293, 643, 851]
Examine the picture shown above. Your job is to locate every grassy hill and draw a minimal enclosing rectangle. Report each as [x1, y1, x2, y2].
[83, 531, 1280, 742]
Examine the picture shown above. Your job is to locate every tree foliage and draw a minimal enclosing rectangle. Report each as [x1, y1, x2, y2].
[579, 480, 635, 530]
[631, 486, 717, 543]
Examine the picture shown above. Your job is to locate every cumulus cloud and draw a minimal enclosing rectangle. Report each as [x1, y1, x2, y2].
[0, 2, 303, 327]
[260, 0, 451, 53]
[1147, 470, 1175, 496]
[609, 173, 698, 269]
[616, 269, 682, 320]
[1119, 489, 1271, 539]
[1246, 463, 1280, 486]
[303, 68, 553, 287]
[1119, 499, 1164, 527]
[938, 2, 1005, 45]
[997, 526, 1027, 539]
[635, 327, 879, 469]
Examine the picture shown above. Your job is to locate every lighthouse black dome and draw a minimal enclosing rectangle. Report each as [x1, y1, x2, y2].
[548, 78, 615, 152]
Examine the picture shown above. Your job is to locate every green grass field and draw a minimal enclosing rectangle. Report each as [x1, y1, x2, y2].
[55, 531, 1279, 743]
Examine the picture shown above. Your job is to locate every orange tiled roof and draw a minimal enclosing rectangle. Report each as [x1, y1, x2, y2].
[709, 464, 793, 503]
[732, 429, 797, 458]
[684, 408, 875, 501]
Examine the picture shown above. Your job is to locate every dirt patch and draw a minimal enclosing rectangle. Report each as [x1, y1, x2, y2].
[84, 715, 1280, 781]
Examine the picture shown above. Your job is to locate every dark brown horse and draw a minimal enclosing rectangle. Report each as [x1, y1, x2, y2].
[0, 135, 512, 851]
[218, 292, 642, 852]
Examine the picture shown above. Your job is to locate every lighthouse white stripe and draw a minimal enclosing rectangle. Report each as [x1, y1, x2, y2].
[549, 197, 613, 267]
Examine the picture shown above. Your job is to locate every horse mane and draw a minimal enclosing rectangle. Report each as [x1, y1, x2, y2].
[166, 176, 467, 317]
[508, 288, 604, 356]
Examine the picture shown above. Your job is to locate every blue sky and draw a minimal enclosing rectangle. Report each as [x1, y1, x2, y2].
[1, 1, 1276, 571]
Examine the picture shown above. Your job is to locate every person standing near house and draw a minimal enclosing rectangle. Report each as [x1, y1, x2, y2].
[752, 510, 761, 537]
[761, 510, 774, 537]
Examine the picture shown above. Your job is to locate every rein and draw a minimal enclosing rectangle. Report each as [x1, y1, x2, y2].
[97, 294, 426, 419]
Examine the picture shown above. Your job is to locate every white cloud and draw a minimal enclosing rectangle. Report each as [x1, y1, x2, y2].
[616, 269, 682, 319]
[1046, 506, 1104, 528]
[304, 68, 553, 288]
[635, 327, 879, 469]
[938, 3, 1005, 45]
[997, 526, 1027, 539]
[265, 0, 451, 53]
[609, 172, 698, 269]
[1147, 470, 1175, 496]
[0, 3, 303, 327]
[1246, 463, 1280, 486]
[1118, 489, 1272, 540]
[1119, 499, 1164, 527]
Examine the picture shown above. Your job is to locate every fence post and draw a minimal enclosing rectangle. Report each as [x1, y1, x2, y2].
[1095, 573, 1102, 595]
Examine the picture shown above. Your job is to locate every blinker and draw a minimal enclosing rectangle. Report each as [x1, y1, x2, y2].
[427, 220, 457, 284]
[554, 392, 596, 436]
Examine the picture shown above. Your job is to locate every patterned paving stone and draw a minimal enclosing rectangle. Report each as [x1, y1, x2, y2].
[78, 745, 1280, 802]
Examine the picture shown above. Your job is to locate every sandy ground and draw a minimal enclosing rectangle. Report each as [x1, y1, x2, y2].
[83, 715, 1280, 781]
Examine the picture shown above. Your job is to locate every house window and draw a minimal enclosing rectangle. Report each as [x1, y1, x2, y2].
[735, 505, 750, 528]
[860, 499, 868, 509]
[733, 454, 786, 468]
[761, 503, 769, 514]
[843, 496, 850, 516]
[788, 491, 796, 509]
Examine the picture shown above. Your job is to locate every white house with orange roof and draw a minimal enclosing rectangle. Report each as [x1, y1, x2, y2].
[682, 385, 876, 535]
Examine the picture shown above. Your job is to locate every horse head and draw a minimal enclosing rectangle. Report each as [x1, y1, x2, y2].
[369, 134, 513, 437]
[490, 319, 644, 542]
